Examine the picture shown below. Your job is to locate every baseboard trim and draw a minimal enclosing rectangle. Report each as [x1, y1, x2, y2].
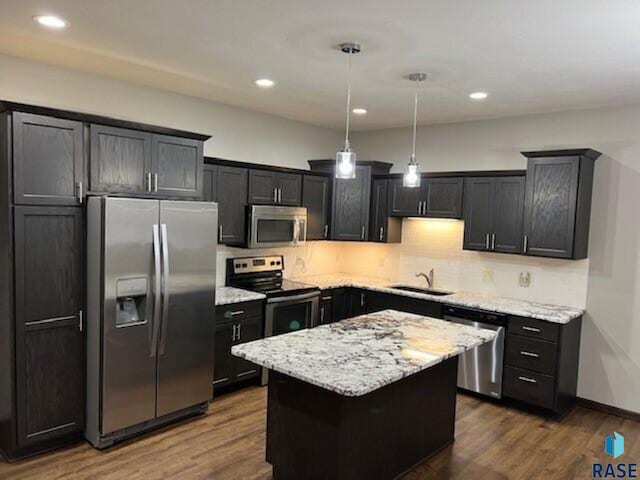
[577, 397, 640, 422]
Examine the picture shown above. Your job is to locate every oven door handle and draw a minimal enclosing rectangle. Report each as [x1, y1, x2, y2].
[267, 291, 320, 304]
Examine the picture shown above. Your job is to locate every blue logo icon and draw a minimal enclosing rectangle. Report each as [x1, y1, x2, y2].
[606, 432, 625, 459]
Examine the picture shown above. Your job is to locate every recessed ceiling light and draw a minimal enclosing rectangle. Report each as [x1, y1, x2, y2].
[255, 78, 275, 88]
[33, 15, 67, 29]
[352, 108, 367, 115]
[469, 91, 488, 100]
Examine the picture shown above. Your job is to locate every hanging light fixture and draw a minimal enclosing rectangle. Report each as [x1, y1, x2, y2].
[403, 72, 427, 188]
[336, 42, 361, 179]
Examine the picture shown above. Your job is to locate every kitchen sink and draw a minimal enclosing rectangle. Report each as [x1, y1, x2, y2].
[388, 285, 454, 296]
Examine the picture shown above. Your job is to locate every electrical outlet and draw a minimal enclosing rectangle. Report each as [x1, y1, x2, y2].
[519, 271, 531, 287]
[482, 269, 494, 282]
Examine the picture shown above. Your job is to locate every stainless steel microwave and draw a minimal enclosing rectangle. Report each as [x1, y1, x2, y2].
[246, 205, 307, 249]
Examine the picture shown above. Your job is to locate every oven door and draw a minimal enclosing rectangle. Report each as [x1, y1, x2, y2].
[247, 206, 307, 249]
[265, 291, 319, 337]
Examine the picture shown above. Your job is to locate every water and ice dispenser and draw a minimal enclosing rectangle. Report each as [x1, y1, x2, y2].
[116, 277, 149, 326]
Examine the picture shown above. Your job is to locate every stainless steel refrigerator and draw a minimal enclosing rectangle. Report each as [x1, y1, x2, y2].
[85, 197, 217, 449]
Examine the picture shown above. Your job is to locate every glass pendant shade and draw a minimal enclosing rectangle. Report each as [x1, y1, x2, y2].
[403, 160, 421, 187]
[336, 149, 356, 179]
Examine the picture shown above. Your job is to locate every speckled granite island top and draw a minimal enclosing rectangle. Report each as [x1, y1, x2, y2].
[232, 309, 496, 396]
[215, 286, 265, 306]
[291, 273, 584, 324]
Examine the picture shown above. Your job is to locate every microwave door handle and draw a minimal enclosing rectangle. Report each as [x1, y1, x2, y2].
[159, 223, 170, 355]
[151, 225, 162, 357]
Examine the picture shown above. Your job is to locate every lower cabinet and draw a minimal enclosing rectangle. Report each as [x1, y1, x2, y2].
[318, 292, 334, 325]
[346, 288, 368, 317]
[367, 291, 442, 318]
[213, 301, 264, 390]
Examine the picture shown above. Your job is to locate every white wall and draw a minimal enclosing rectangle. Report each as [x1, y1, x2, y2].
[0, 54, 342, 169]
[352, 105, 640, 413]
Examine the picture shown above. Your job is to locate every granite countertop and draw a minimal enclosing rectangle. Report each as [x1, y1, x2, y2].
[290, 273, 584, 324]
[215, 286, 266, 306]
[232, 309, 496, 396]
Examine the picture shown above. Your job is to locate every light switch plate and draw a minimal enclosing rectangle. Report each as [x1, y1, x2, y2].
[519, 271, 531, 287]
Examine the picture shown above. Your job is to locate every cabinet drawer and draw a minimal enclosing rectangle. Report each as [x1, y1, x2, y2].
[215, 300, 263, 324]
[509, 316, 559, 343]
[506, 335, 557, 375]
[503, 366, 556, 410]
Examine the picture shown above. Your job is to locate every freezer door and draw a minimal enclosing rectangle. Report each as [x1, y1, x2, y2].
[101, 198, 160, 433]
[157, 201, 217, 416]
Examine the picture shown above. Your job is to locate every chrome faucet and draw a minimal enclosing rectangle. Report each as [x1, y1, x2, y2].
[416, 269, 434, 288]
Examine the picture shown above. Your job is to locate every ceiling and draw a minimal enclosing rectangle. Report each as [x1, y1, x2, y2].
[1, 0, 640, 130]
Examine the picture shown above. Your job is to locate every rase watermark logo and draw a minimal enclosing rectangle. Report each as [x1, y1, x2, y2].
[593, 432, 637, 478]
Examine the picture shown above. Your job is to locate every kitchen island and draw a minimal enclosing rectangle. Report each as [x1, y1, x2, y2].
[232, 310, 496, 480]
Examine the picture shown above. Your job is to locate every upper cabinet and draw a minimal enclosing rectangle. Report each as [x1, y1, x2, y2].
[13, 113, 85, 206]
[302, 174, 331, 240]
[248, 169, 302, 206]
[388, 177, 463, 219]
[90, 125, 204, 199]
[151, 135, 203, 198]
[217, 166, 248, 246]
[370, 178, 401, 243]
[463, 176, 525, 254]
[202, 164, 218, 202]
[521, 149, 600, 259]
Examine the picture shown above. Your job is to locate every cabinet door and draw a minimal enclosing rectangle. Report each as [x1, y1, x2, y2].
[276, 173, 302, 206]
[370, 178, 388, 242]
[332, 288, 347, 322]
[303, 175, 330, 240]
[346, 288, 367, 317]
[332, 166, 371, 241]
[424, 178, 463, 218]
[523, 157, 579, 258]
[233, 317, 263, 381]
[203, 164, 218, 202]
[90, 125, 152, 194]
[319, 294, 334, 325]
[213, 322, 235, 389]
[13, 113, 84, 206]
[463, 177, 494, 251]
[151, 135, 203, 198]
[14, 206, 84, 446]
[388, 179, 421, 216]
[493, 177, 525, 254]
[248, 170, 277, 205]
[218, 166, 248, 245]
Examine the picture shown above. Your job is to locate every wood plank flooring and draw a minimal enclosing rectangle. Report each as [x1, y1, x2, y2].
[1, 386, 638, 480]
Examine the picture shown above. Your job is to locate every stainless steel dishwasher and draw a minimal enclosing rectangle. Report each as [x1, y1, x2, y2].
[443, 305, 507, 399]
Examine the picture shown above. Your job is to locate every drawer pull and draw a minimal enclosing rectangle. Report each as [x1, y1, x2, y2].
[237, 369, 258, 378]
[213, 377, 229, 385]
[520, 350, 539, 358]
[321, 296, 333, 301]
[229, 310, 245, 316]
[518, 376, 538, 384]
[522, 325, 541, 333]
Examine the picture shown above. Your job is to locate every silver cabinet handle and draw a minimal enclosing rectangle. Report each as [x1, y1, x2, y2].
[278, 188, 282, 203]
[417, 201, 422, 215]
[237, 323, 242, 340]
[379, 226, 384, 241]
[146, 172, 152, 192]
[321, 295, 333, 301]
[485, 233, 490, 250]
[231, 324, 237, 341]
[230, 310, 244, 316]
[523, 235, 529, 253]
[78, 310, 83, 332]
[520, 351, 539, 358]
[77, 182, 83, 203]
[320, 306, 325, 323]
[360, 292, 365, 307]
[518, 376, 537, 384]
[324, 224, 328, 238]
[361, 225, 365, 240]
[237, 369, 257, 378]
[154, 173, 158, 193]
[219, 225, 223, 242]
[491, 233, 496, 251]
[213, 377, 230, 385]
[273, 188, 277, 203]
[522, 325, 541, 333]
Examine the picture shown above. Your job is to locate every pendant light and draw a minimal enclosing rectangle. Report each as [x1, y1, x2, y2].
[403, 73, 427, 188]
[336, 42, 361, 179]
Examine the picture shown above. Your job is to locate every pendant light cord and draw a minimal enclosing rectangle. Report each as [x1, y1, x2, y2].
[411, 90, 418, 162]
[344, 50, 352, 150]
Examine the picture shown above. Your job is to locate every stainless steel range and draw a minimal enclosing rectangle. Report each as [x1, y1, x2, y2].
[226, 255, 319, 384]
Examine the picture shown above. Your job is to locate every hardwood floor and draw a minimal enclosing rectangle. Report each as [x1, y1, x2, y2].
[1, 386, 638, 480]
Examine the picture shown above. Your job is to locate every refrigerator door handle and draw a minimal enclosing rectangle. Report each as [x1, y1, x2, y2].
[151, 224, 162, 357]
[159, 223, 170, 355]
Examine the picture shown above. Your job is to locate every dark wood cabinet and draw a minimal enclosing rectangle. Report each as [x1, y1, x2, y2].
[303, 175, 331, 240]
[332, 166, 372, 241]
[203, 164, 218, 202]
[522, 150, 599, 259]
[217, 166, 248, 246]
[213, 301, 264, 390]
[366, 291, 442, 318]
[331, 288, 347, 322]
[463, 176, 525, 254]
[346, 288, 368, 317]
[370, 178, 401, 243]
[389, 177, 463, 219]
[319, 292, 334, 325]
[90, 124, 152, 195]
[14, 206, 84, 447]
[248, 169, 301, 206]
[388, 179, 422, 216]
[151, 134, 203, 198]
[13, 113, 84, 206]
